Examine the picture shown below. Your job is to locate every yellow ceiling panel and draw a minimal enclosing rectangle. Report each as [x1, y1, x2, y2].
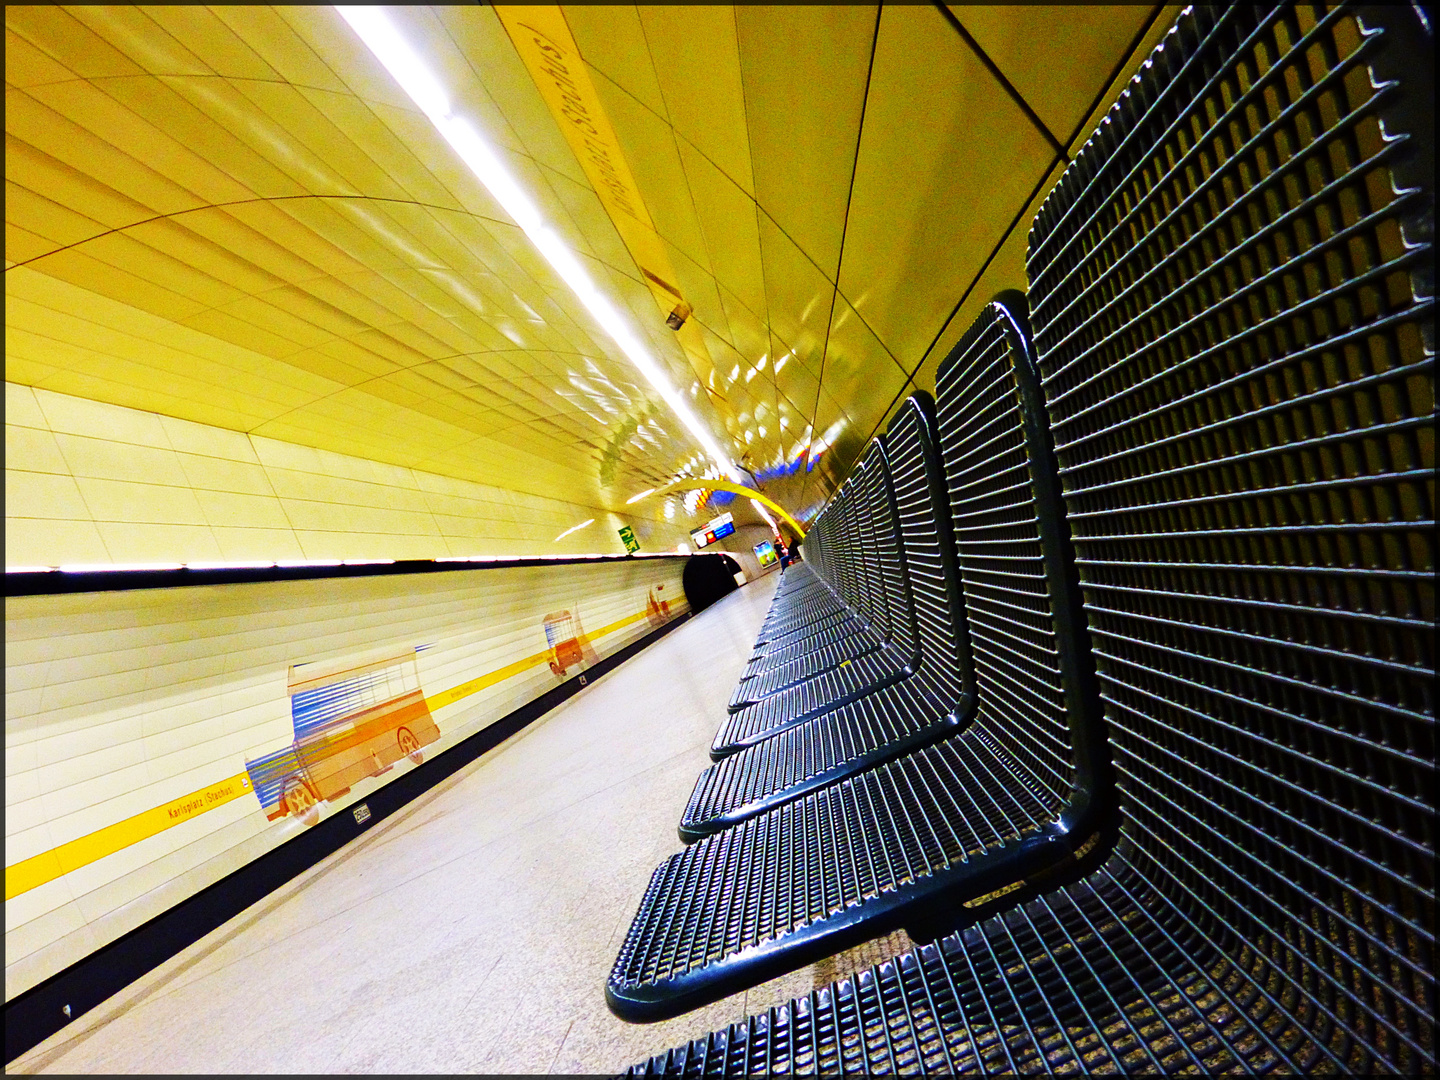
[675, 136, 768, 325]
[54, 77, 295, 202]
[837, 4, 1054, 370]
[226, 81, 413, 201]
[138, 6, 286, 82]
[372, 8, 531, 165]
[177, 307, 315, 362]
[771, 351, 820, 434]
[119, 216, 294, 297]
[71, 230, 247, 312]
[5, 87, 219, 215]
[715, 284, 771, 374]
[801, 386, 856, 502]
[5, 26, 77, 88]
[204, 7, 351, 94]
[217, 291, 364, 353]
[948, 5, 1157, 146]
[4, 140, 151, 241]
[594, 262, 705, 398]
[908, 157, 1067, 399]
[254, 199, 425, 278]
[735, 6, 876, 280]
[539, 167, 636, 277]
[562, 5, 669, 121]
[819, 294, 908, 448]
[6, 269, 329, 398]
[33, 247, 213, 323]
[5, 7, 145, 79]
[757, 211, 834, 381]
[586, 63, 712, 277]
[268, 343, 395, 389]
[6, 332, 309, 428]
[6, 222, 62, 268]
[63, 7, 213, 77]
[636, 6, 753, 197]
[773, 361, 824, 440]
[658, 238, 730, 363]
[352, 101, 513, 222]
[6, 3, 1177, 536]
[1062, 6, 1180, 157]
[4, 181, 107, 255]
[270, 7, 414, 115]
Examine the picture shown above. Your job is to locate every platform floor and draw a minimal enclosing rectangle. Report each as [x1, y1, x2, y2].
[10, 572, 911, 1074]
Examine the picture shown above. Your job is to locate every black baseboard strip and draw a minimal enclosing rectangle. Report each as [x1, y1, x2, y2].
[3, 609, 692, 1064]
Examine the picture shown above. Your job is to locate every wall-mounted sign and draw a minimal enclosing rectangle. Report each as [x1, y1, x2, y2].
[690, 512, 735, 550]
[754, 540, 777, 567]
[618, 525, 639, 553]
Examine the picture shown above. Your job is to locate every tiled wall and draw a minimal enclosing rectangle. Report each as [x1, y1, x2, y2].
[5, 382, 692, 567]
[5, 558, 688, 1000]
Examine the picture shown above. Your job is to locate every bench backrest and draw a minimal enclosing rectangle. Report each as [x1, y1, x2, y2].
[1026, 4, 1434, 1070]
[934, 293, 1107, 841]
[881, 395, 973, 708]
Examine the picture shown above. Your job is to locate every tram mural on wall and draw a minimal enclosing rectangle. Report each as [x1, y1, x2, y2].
[542, 609, 597, 677]
[242, 578, 684, 825]
[245, 647, 440, 825]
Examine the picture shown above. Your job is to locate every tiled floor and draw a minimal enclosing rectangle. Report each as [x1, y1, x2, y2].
[9, 572, 912, 1074]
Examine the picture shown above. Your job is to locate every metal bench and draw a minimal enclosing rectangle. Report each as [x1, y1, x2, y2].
[608, 292, 1099, 1021]
[679, 396, 975, 842]
[720, 440, 923, 738]
[623, 2, 1435, 1070]
[745, 476, 878, 649]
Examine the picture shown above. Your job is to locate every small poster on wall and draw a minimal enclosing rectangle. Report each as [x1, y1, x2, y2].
[754, 540, 777, 567]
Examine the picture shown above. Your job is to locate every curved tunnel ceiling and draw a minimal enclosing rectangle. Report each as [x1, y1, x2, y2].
[5, 4, 1169, 531]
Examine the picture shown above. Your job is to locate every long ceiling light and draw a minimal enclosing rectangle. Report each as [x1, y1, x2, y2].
[336, 7, 742, 485]
[553, 518, 595, 542]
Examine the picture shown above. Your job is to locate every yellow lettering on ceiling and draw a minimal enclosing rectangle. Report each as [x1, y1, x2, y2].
[496, 6, 735, 426]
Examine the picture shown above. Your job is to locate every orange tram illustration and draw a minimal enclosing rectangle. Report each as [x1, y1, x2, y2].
[246, 647, 439, 824]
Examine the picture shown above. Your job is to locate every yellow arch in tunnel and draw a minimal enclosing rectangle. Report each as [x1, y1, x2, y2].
[646, 480, 806, 539]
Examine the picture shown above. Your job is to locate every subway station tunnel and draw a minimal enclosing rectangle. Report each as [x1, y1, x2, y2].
[4, 3, 1434, 1074]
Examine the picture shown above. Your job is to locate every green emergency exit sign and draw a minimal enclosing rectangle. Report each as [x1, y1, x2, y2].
[618, 525, 639, 553]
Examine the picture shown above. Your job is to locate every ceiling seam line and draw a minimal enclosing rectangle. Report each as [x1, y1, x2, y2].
[42, 415, 118, 564]
[1062, 4, 1170, 153]
[803, 0, 884, 517]
[729, 4, 786, 473]
[858, 375, 918, 466]
[246, 430, 312, 557]
[931, 2, 1066, 159]
[2, 193, 524, 274]
[905, 155, 1062, 383]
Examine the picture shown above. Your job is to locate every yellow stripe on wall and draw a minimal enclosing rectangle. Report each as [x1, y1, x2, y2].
[425, 604, 661, 712]
[5, 773, 251, 901]
[5, 603, 682, 901]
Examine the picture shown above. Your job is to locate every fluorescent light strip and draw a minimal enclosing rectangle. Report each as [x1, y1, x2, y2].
[185, 561, 277, 571]
[749, 499, 779, 532]
[336, 7, 742, 484]
[59, 563, 183, 573]
[553, 518, 595, 543]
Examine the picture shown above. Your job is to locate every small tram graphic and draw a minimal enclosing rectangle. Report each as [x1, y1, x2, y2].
[245, 647, 439, 825]
[543, 609, 595, 676]
[646, 583, 672, 626]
